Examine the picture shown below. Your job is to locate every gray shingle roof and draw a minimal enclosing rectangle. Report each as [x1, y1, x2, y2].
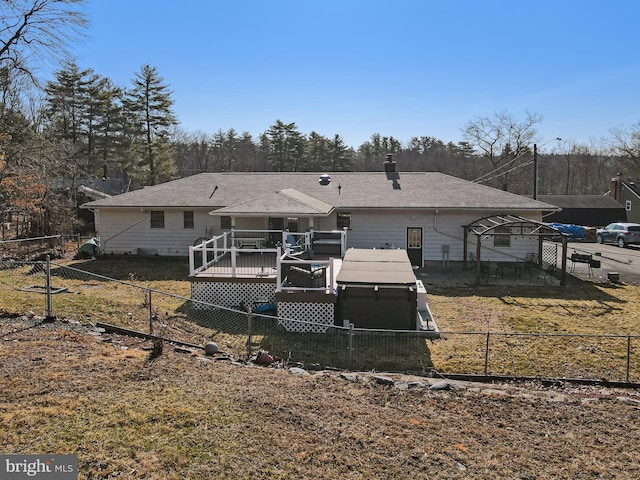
[81, 172, 558, 212]
[210, 188, 334, 216]
[538, 195, 623, 209]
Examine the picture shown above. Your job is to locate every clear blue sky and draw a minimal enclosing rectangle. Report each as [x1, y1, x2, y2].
[70, 0, 640, 149]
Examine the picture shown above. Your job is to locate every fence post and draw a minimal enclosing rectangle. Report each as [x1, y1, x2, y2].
[348, 322, 354, 370]
[44, 255, 55, 323]
[484, 332, 490, 376]
[147, 289, 153, 335]
[626, 335, 631, 383]
[246, 310, 253, 360]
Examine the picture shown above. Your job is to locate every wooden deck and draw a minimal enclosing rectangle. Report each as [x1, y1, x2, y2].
[191, 252, 341, 283]
[191, 252, 279, 279]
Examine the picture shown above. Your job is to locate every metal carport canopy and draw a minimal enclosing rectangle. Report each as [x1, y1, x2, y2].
[462, 214, 569, 286]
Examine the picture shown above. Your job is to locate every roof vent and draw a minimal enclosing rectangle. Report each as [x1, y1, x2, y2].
[319, 174, 331, 186]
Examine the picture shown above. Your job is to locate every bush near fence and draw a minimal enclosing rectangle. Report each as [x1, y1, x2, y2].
[1, 257, 639, 382]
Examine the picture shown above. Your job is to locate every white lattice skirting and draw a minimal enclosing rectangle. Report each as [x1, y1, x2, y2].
[191, 281, 276, 309]
[277, 302, 335, 333]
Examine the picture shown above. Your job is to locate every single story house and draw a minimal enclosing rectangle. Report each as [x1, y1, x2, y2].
[81, 163, 559, 267]
[80, 163, 562, 331]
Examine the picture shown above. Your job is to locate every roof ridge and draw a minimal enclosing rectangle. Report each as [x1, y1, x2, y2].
[278, 188, 331, 210]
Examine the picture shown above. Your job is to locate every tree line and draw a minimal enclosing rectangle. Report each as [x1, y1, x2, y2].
[2, 0, 640, 238]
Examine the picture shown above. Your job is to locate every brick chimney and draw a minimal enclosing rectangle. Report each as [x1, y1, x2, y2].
[383, 154, 396, 173]
[610, 177, 620, 200]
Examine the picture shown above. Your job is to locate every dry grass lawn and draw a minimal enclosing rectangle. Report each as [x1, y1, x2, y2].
[2, 256, 640, 478]
[1, 317, 640, 479]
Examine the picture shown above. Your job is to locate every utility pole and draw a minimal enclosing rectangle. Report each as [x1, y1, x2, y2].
[533, 138, 561, 200]
[533, 143, 538, 200]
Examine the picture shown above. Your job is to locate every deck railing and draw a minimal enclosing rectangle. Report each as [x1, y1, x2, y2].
[189, 229, 346, 283]
[276, 252, 336, 293]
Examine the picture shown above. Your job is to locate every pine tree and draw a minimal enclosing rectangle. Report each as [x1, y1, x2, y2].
[126, 64, 177, 186]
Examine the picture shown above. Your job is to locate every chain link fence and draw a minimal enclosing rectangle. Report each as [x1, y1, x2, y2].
[1, 257, 639, 382]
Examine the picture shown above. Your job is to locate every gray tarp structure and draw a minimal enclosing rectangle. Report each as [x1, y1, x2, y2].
[462, 214, 569, 286]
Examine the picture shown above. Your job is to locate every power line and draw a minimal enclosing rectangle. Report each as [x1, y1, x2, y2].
[472, 148, 531, 184]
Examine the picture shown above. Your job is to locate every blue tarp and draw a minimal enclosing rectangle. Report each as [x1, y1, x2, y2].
[548, 223, 586, 239]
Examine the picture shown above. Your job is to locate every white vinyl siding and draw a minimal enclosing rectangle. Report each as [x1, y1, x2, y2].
[96, 206, 542, 260]
[97, 208, 218, 256]
[330, 209, 541, 263]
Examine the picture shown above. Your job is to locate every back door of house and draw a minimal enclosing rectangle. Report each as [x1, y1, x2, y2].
[406, 227, 423, 267]
[268, 217, 284, 245]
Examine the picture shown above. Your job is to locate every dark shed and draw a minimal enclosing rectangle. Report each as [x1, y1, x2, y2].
[539, 195, 626, 227]
[336, 249, 417, 330]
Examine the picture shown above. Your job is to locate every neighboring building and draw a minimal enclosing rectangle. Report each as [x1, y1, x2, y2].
[80, 164, 559, 266]
[539, 194, 626, 227]
[609, 177, 640, 224]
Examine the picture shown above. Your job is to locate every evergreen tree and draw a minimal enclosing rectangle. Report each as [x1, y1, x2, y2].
[126, 64, 177, 185]
[305, 131, 330, 171]
[44, 61, 91, 145]
[329, 134, 352, 171]
[261, 120, 303, 172]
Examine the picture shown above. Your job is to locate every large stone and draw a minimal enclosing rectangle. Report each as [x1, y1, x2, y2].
[617, 396, 640, 407]
[204, 342, 219, 356]
[429, 380, 455, 391]
[371, 375, 395, 387]
[340, 372, 360, 383]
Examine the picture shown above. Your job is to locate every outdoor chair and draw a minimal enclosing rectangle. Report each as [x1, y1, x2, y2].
[537, 263, 556, 284]
[285, 234, 303, 253]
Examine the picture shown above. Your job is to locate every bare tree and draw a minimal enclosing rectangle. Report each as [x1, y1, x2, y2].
[1, 0, 87, 81]
[463, 110, 541, 191]
[609, 123, 640, 179]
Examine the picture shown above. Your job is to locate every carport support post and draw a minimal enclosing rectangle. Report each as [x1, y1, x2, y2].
[475, 235, 482, 284]
[560, 236, 568, 286]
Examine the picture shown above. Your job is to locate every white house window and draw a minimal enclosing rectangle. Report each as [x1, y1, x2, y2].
[337, 212, 351, 230]
[626, 200, 632, 211]
[150, 211, 165, 228]
[221, 216, 231, 229]
[183, 211, 194, 229]
[494, 226, 511, 247]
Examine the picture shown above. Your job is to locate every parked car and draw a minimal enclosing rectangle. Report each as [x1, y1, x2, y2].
[595, 223, 640, 247]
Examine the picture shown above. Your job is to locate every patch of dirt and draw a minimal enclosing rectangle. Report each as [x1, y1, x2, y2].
[1, 314, 640, 479]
